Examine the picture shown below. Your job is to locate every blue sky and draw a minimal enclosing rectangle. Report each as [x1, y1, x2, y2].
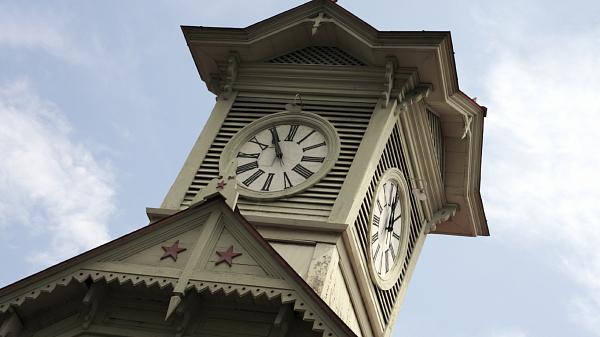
[1, 1, 599, 336]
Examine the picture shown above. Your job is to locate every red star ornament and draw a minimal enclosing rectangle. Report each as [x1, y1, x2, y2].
[160, 240, 187, 261]
[216, 180, 227, 189]
[215, 245, 242, 267]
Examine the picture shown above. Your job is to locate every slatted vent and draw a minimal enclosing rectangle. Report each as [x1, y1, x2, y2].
[353, 121, 425, 325]
[426, 109, 444, 181]
[180, 94, 375, 219]
[269, 46, 366, 66]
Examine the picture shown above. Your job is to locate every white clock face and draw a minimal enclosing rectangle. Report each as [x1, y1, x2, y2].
[235, 123, 329, 192]
[370, 180, 403, 277]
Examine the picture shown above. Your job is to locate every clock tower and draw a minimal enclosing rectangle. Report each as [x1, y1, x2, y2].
[0, 1, 487, 337]
[155, 0, 488, 336]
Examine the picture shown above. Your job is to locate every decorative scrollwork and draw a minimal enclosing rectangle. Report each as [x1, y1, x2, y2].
[221, 52, 239, 100]
[397, 84, 433, 115]
[381, 57, 396, 108]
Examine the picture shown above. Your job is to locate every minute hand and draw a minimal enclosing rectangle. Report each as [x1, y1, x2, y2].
[387, 194, 397, 232]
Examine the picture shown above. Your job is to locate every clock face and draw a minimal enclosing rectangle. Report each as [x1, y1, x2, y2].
[221, 111, 340, 200]
[235, 124, 328, 192]
[370, 180, 402, 277]
[368, 168, 410, 289]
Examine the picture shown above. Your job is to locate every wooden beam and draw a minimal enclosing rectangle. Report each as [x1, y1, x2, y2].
[268, 304, 293, 337]
[0, 310, 23, 337]
[80, 282, 107, 330]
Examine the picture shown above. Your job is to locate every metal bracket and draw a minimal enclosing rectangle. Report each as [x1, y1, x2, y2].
[284, 93, 303, 112]
[397, 84, 433, 115]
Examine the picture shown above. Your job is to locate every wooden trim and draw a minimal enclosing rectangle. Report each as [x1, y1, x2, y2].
[341, 229, 384, 335]
[336, 239, 374, 337]
[416, 103, 445, 209]
[329, 98, 398, 225]
[383, 223, 428, 337]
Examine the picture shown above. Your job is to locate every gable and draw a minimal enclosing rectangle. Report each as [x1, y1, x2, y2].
[0, 197, 358, 337]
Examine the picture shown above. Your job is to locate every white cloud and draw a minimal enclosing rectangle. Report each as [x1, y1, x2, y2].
[0, 80, 114, 266]
[0, 2, 127, 80]
[482, 26, 600, 335]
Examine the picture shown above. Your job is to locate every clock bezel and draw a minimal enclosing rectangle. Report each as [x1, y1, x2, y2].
[367, 168, 411, 290]
[220, 111, 340, 200]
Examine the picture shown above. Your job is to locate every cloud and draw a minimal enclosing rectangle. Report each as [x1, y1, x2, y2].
[0, 2, 129, 81]
[0, 80, 114, 267]
[482, 25, 600, 335]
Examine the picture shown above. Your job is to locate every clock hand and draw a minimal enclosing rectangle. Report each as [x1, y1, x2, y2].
[387, 188, 397, 232]
[269, 127, 283, 159]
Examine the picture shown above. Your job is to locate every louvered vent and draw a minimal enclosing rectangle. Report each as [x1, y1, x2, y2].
[180, 93, 376, 219]
[352, 121, 425, 325]
[269, 46, 366, 66]
[426, 109, 444, 181]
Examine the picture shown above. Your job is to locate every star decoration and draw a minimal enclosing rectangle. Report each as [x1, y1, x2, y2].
[216, 180, 227, 189]
[215, 245, 242, 267]
[160, 240, 187, 261]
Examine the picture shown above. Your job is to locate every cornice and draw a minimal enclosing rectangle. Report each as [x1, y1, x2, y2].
[0, 269, 353, 337]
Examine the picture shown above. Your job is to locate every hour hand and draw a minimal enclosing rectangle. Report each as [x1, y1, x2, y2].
[269, 127, 283, 159]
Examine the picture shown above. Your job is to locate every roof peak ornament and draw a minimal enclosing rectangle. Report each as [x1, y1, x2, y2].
[191, 159, 239, 210]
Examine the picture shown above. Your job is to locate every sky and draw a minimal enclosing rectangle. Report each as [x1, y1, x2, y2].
[0, 0, 599, 336]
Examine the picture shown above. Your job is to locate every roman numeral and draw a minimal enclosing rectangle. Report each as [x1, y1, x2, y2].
[302, 142, 326, 152]
[392, 232, 401, 240]
[249, 136, 269, 150]
[283, 172, 293, 189]
[301, 156, 325, 163]
[285, 124, 299, 141]
[296, 129, 315, 145]
[261, 173, 275, 191]
[372, 215, 380, 227]
[389, 243, 395, 259]
[242, 169, 265, 186]
[236, 161, 258, 175]
[292, 164, 313, 179]
[237, 152, 260, 159]
[377, 199, 383, 213]
[371, 232, 378, 243]
[373, 244, 380, 260]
